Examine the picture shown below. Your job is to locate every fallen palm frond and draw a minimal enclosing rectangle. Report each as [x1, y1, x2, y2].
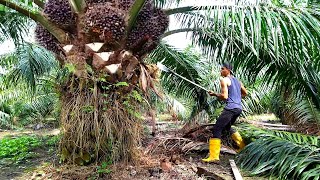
[237, 124, 320, 180]
[181, 141, 207, 154]
[146, 136, 192, 154]
[181, 141, 237, 155]
[146, 134, 237, 156]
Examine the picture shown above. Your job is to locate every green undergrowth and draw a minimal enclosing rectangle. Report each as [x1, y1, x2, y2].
[0, 135, 60, 165]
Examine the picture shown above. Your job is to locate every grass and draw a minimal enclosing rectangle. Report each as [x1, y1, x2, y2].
[0, 135, 60, 165]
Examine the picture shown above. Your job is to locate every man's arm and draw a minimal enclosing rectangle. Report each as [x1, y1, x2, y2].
[240, 82, 248, 97]
[208, 78, 228, 100]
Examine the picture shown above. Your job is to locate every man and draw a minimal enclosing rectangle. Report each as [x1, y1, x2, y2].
[202, 63, 247, 163]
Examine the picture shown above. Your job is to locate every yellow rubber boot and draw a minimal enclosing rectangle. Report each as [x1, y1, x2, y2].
[231, 132, 246, 151]
[202, 138, 221, 163]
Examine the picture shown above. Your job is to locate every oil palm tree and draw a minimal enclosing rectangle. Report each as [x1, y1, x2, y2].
[1, 0, 319, 164]
[0, 0, 181, 164]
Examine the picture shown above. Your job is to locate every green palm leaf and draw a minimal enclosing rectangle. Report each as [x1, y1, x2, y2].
[0, 8, 33, 43]
[154, 0, 183, 8]
[166, 1, 320, 110]
[5, 42, 58, 90]
[237, 124, 320, 179]
[149, 43, 224, 120]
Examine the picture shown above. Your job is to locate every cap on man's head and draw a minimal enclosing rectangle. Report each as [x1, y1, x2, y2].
[222, 63, 234, 74]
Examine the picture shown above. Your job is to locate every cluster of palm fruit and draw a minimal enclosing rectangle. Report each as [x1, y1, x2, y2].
[35, 0, 169, 59]
[84, 4, 126, 43]
[35, 0, 75, 54]
[43, 0, 76, 30]
[126, 8, 169, 57]
[35, 25, 61, 55]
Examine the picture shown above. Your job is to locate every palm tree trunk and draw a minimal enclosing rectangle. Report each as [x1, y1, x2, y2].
[279, 86, 294, 125]
[59, 74, 143, 164]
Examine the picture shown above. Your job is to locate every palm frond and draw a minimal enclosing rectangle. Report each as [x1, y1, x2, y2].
[0, 110, 11, 128]
[5, 42, 58, 90]
[28, 93, 58, 120]
[177, 4, 320, 61]
[168, 2, 320, 109]
[0, 81, 29, 106]
[0, 41, 59, 126]
[149, 43, 220, 120]
[237, 125, 320, 179]
[154, 0, 183, 8]
[0, 10, 33, 44]
[270, 88, 320, 125]
[149, 43, 205, 96]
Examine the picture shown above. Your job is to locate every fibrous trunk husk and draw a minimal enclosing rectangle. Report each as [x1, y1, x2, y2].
[59, 76, 142, 164]
[59, 50, 160, 164]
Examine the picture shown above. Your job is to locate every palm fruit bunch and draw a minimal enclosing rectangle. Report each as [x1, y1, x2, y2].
[35, 24, 61, 55]
[112, 0, 134, 11]
[43, 0, 76, 30]
[35, 0, 75, 55]
[126, 7, 169, 57]
[136, 0, 154, 21]
[85, 0, 111, 5]
[84, 4, 126, 45]
[35, 0, 169, 58]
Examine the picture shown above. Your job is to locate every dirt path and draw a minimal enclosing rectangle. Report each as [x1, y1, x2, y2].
[108, 122, 256, 180]
[0, 122, 266, 180]
[0, 128, 60, 139]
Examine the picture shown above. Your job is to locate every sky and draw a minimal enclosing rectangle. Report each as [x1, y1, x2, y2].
[163, 0, 236, 49]
[0, 0, 237, 55]
[0, 39, 15, 55]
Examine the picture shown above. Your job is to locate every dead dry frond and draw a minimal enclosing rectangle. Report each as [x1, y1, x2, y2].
[146, 136, 193, 154]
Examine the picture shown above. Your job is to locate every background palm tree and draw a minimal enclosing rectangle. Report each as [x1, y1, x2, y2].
[0, 43, 59, 128]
